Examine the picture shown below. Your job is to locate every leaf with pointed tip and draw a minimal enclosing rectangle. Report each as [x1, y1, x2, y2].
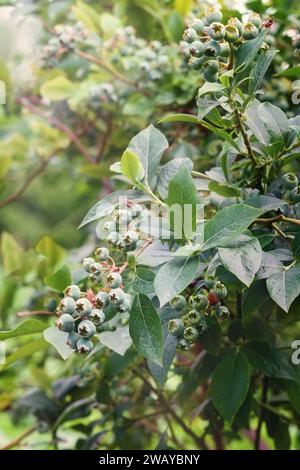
[0, 319, 46, 340]
[266, 267, 300, 312]
[99, 326, 132, 356]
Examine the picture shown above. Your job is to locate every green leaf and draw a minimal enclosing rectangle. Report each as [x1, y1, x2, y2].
[242, 280, 270, 321]
[120, 149, 145, 182]
[166, 166, 198, 239]
[79, 190, 152, 228]
[249, 49, 278, 94]
[218, 235, 262, 286]
[128, 124, 168, 186]
[44, 265, 72, 292]
[266, 267, 300, 313]
[99, 326, 132, 356]
[197, 82, 225, 98]
[126, 268, 155, 295]
[0, 232, 23, 274]
[159, 114, 239, 150]
[209, 181, 241, 198]
[0, 319, 46, 340]
[275, 66, 300, 79]
[202, 204, 262, 251]
[43, 327, 74, 360]
[174, 0, 192, 15]
[0, 338, 49, 371]
[129, 294, 163, 365]
[211, 349, 251, 424]
[258, 102, 289, 143]
[199, 316, 222, 356]
[154, 255, 200, 307]
[36, 236, 66, 270]
[236, 30, 266, 71]
[157, 158, 193, 200]
[148, 331, 177, 387]
[40, 76, 76, 101]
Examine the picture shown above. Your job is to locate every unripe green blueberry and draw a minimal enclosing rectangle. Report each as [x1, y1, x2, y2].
[243, 23, 258, 40]
[59, 297, 76, 315]
[205, 59, 219, 74]
[219, 41, 230, 57]
[171, 295, 187, 311]
[117, 297, 131, 313]
[90, 262, 102, 274]
[213, 281, 228, 299]
[203, 70, 219, 82]
[189, 56, 207, 70]
[215, 305, 230, 320]
[208, 22, 225, 40]
[186, 310, 202, 325]
[189, 19, 205, 34]
[78, 319, 96, 338]
[89, 273, 101, 283]
[289, 187, 300, 202]
[130, 203, 143, 218]
[56, 313, 75, 333]
[246, 13, 262, 28]
[107, 231, 121, 245]
[281, 173, 298, 190]
[205, 9, 223, 25]
[90, 308, 105, 325]
[168, 318, 185, 336]
[178, 338, 192, 351]
[75, 298, 93, 316]
[82, 257, 95, 272]
[113, 209, 132, 225]
[205, 39, 221, 57]
[189, 40, 205, 57]
[67, 332, 80, 349]
[77, 337, 93, 354]
[116, 238, 126, 250]
[109, 288, 125, 305]
[228, 17, 244, 34]
[183, 326, 199, 342]
[106, 272, 122, 288]
[104, 221, 116, 232]
[225, 25, 240, 43]
[123, 230, 139, 245]
[94, 291, 109, 309]
[95, 247, 110, 261]
[183, 28, 198, 44]
[189, 294, 208, 310]
[64, 285, 81, 301]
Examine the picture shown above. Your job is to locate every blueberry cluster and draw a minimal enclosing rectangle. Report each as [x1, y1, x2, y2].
[182, 9, 265, 82]
[88, 83, 118, 109]
[281, 172, 300, 202]
[40, 22, 89, 65]
[168, 280, 229, 351]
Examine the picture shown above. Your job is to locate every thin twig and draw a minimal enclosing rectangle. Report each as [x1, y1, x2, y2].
[256, 214, 300, 227]
[0, 425, 36, 450]
[234, 109, 256, 166]
[17, 310, 55, 318]
[0, 155, 53, 209]
[19, 97, 94, 164]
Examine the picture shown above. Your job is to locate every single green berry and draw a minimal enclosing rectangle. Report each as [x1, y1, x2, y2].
[107, 272, 122, 288]
[116, 238, 126, 250]
[189, 294, 208, 310]
[204, 69, 218, 82]
[281, 173, 298, 190]
[183, 28, 198, 44]
[219, 41, 230, 57]
[178, 338, 192, 351]
[189, 19, 205, 34]
[104, 221, 116, 233]
[189, 40, 205, 57]
[90, 262, 102, 274]
[82, 257, 95, 272]
[64, 285, 81, 301]
[171, 295, 187, 311]
[117, 296, 131, 313]
[56, 313, 75, 333]
[130, 204, 143, 218]
[123, 230, 139, 245]
[107, 232, 121, 245]
[89, 273, 101, 283]
[225, 25, 240, 42]
[90, 308, 105, 325]
[205, 59, 219, 74]
[109, 288, 125, 305]
[228, 17, 244, 34]
[183, 326, 199, 342]
[246, 13, 262, 28]
[59, 297, 76, 315]
[208, 22, 225, 40]
[94, 291, 109, 309]
[67, 332, 80, 349]
[168, 318, 185, 336]
[113, 209, 132, 225]
[78, 319, 96, 338]
[205, 9, 222, 25]
[95, 247, 109, 261]
[189, 56, 207, 70]
[289, 187, 300, 202]
[215, 305, 230, 320]
[242, 23, 258, 40]
[213, 281, 227, 299]
[186, 310, 202, 325]
[75, 298, 92, 316]
[77, 338, 93, 354]
[205, 39, 221, 57]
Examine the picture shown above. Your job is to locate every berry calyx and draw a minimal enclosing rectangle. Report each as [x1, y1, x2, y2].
[168, 318, 185, 336]
[75, 298, 93, 316]
[77, 338, 93, 354]
[78, 320, 96, 338]
[64, 285, 81, 301]
[171, 295, 187, 311]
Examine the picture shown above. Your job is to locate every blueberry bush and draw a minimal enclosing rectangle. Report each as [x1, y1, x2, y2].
[1, 0, 300, 451]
